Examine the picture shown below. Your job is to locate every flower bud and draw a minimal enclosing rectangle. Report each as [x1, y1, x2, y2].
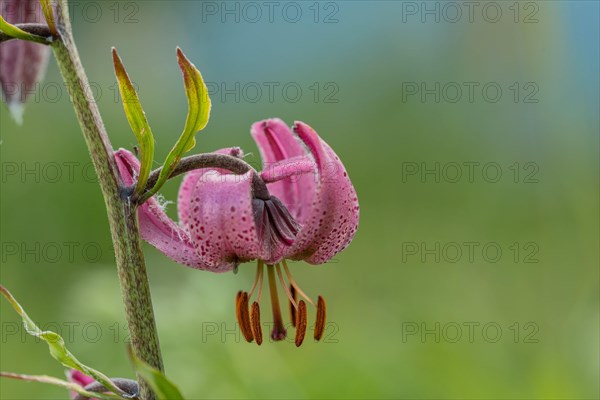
[0, 0, 50, 124]
[66, 370, 95, 400]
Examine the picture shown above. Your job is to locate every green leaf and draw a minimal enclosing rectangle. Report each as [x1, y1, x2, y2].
[0, 372, 123, 400]
[174, 47, 211, 153]
[142, 47, 211, 203]
[112, 48, 155, 196]
[39, 0, 57, 35]
[0, 285, 127, 398]
[0, 15, 49, 44]
[128, 347, 185, 400]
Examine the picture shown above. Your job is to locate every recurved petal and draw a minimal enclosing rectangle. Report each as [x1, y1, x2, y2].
[182, 168, 264, 268]
[289, 122, 360, 264]
[114, 149, 225, 271]
[259, 155, 315, 184]
[251, 119, 317, 221]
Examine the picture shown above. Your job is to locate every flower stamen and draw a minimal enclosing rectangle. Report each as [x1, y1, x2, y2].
[314, 295, 327, 341]
[235, 291, 254, 342]
[257, 268, 264, 303]
[276, 263, 297, 310]
[236, 261, 328, 345]
[282, 260, 314, 306]
[295, 300, 307, 347]
[248, 260, 264, 298]
[289, 284, 297, 328]
[250, 301, 262, 345]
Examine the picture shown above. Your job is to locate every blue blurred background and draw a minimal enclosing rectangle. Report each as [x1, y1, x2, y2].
[1, 1, 598, 398]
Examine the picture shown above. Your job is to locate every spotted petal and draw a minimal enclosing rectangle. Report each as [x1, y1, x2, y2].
[179, 168, 265, 269]
[114, 149, 223, 271]
[288, 122, 360, 264]
[178, 147, 243, 228]
[179, 147, 300, 266]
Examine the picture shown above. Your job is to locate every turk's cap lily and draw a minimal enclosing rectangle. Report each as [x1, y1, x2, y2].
[114, 119, 359, 270]
[115, 146, 301, 271]
[115, 119, 359, 345]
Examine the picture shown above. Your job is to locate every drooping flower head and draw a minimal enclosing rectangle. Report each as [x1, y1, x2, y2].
[115, 119, 359, 346]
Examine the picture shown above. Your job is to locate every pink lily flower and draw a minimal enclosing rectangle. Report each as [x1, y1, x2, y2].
[115, 119, 359, 346]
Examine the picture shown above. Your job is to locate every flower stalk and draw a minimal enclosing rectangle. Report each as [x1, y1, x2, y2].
[49, 1, 162, 399]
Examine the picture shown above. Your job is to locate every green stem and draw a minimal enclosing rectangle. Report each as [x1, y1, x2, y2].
[51, 1, 163, 399]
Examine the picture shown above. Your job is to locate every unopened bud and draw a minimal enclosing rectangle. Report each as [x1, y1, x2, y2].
[0, 0, 51, 124]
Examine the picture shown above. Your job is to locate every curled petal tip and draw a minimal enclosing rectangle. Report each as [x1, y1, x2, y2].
[288, 121, 360, 264]
[8, 102, 24, 125]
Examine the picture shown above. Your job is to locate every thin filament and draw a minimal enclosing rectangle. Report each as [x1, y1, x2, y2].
[276, 263, 297, 310]
[248, 260, 264, 298]
[282, 259, 315, 306]
[256, 265, 264, 302]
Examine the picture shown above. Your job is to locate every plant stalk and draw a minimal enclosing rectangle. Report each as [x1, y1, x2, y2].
[50, 1, 163, 399]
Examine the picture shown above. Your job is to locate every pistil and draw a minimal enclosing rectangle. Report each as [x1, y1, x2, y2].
[266, 264, 286, 341]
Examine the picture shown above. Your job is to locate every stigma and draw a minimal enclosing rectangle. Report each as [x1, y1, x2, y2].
[235, 260, 326, 347]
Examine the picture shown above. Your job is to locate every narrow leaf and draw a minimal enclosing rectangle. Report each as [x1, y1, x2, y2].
[128, 347, 185, 400]
[0, 285, 127, 397]
[143, 48, 211, 202]
[175, 47, 211, 152]
[39, 0, 57, 35]
[0, 15, 49, 44]
[0, 372, 123, 400]
[112, 48, 155, 196]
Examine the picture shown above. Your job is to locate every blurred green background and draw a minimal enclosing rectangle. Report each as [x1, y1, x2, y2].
[1, 1, 598, 399]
